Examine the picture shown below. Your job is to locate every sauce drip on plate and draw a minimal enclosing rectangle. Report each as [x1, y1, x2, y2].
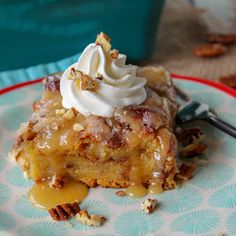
[28, 181, 88, 210]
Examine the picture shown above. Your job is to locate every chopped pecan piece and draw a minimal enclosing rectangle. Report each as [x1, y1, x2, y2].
[193, 43, 227, 58]
[55, 108, 66, 115]
[110, 49, 119, 59]
[107, 132, 126, 149]
[179, 142, 207, 158]
[68, 68, 83, 81]
[141, 199, 158, 214]
[76, 209, 106, 227]
[175, 163, 196, 181]
[44, 73, 61, 92]
[95, 72, 103, 80]
[95, 32, 111, 51]
[48, 202, 81, 221]
[63, 108, 76, 120]
[49, 175, 65, 189]
[219, 74, 236, 89]
[73, 123, 84, 132]
[81, 74, 98, 91]
[115, 190, 126, 197]
[180, 127, 204, 146]
[208, 33, 236, 45]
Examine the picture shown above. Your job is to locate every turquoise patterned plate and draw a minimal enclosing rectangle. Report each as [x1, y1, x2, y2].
[0, 75, 236, 236]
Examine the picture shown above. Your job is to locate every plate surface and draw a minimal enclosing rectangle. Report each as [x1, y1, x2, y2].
[0, 77, 236, 236]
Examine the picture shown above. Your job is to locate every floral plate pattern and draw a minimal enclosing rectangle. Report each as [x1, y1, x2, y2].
[0, 76, 236, 236]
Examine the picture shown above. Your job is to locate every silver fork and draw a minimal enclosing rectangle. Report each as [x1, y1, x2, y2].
[175, 86, 236, 138]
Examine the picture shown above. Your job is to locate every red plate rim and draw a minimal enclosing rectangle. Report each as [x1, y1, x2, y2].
[0, 74, 236, 98]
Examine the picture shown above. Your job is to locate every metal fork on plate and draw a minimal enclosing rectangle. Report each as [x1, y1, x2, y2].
[175, 86, 236, 138]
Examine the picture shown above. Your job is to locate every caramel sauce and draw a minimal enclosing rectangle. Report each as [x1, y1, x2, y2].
[28, 181, 88, 210]
[148, 182, 163, 194]
[126, 183, 148, 198]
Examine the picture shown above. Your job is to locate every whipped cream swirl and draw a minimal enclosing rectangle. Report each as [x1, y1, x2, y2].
[60, 43, 147, 117]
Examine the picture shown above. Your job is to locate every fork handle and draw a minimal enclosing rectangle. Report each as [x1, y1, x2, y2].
[204, 116, 236, 138]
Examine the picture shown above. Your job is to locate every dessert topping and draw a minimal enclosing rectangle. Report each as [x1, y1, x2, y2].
[67, 68, 82, 80]
[44, 73, 61, 92]
[115, 190, 126, 197]
[55, 108, 66, 115]
[95, 32, 111, 51]
[60, 32, 147, 117]
[76, 209, 106, 227]
[110, 49, 119, 59]
[95, 72, 103, 80]
[141, 198, 158, 214]
[179, 142, 207, 158]
[73, 123, 84, 132]
[80, 74, 98, 91]
[175, 163, 196, 181]
[63, 108, 76, 120]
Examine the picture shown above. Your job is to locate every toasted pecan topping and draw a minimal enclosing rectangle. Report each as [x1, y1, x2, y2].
[55, 108, 66, 115]
[179, 143, 207, 158]
[63, 108, 76, 120]
[175, 163, 196, 181]
[44, 73, 61, 91]
[48, 202, 81, 221]
[95, 72, 103, 80]
[180, 127, 204, 146]
[115, 190, 126, 197]
[208, 33, 236, 45]
[68, 68, 83, 80]
[49, 175, 65, 189]
[95, 32, 111, 51]
[219, 74, 236, 89]
[81, 74, 98, 91]
[110, 49, 119, 59]
[73, 123, 84, 132]
[193, 43, 227, 58]
[107, 132, 126, 149]
[76, 209, 106, 227]
[141, 199, 158, 214]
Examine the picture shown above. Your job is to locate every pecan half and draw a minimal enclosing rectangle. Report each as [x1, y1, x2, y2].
[193, 43, 227, 58]
[219, 74, 236, 89]
[48, 202, 81, 221]
[175, 163, 196, 181]
[208, 33, 236, 45]
[179, 142, 207, 158]
[179, 127, 204, 146]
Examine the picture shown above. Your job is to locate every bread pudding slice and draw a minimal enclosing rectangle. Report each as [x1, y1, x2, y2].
[10, 66, 178, 190]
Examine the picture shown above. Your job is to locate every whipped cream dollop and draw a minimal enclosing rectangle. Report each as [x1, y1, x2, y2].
[60, 43, 147, 117]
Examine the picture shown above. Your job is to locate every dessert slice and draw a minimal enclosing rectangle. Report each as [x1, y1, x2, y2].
[10, 33, 178, 199]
